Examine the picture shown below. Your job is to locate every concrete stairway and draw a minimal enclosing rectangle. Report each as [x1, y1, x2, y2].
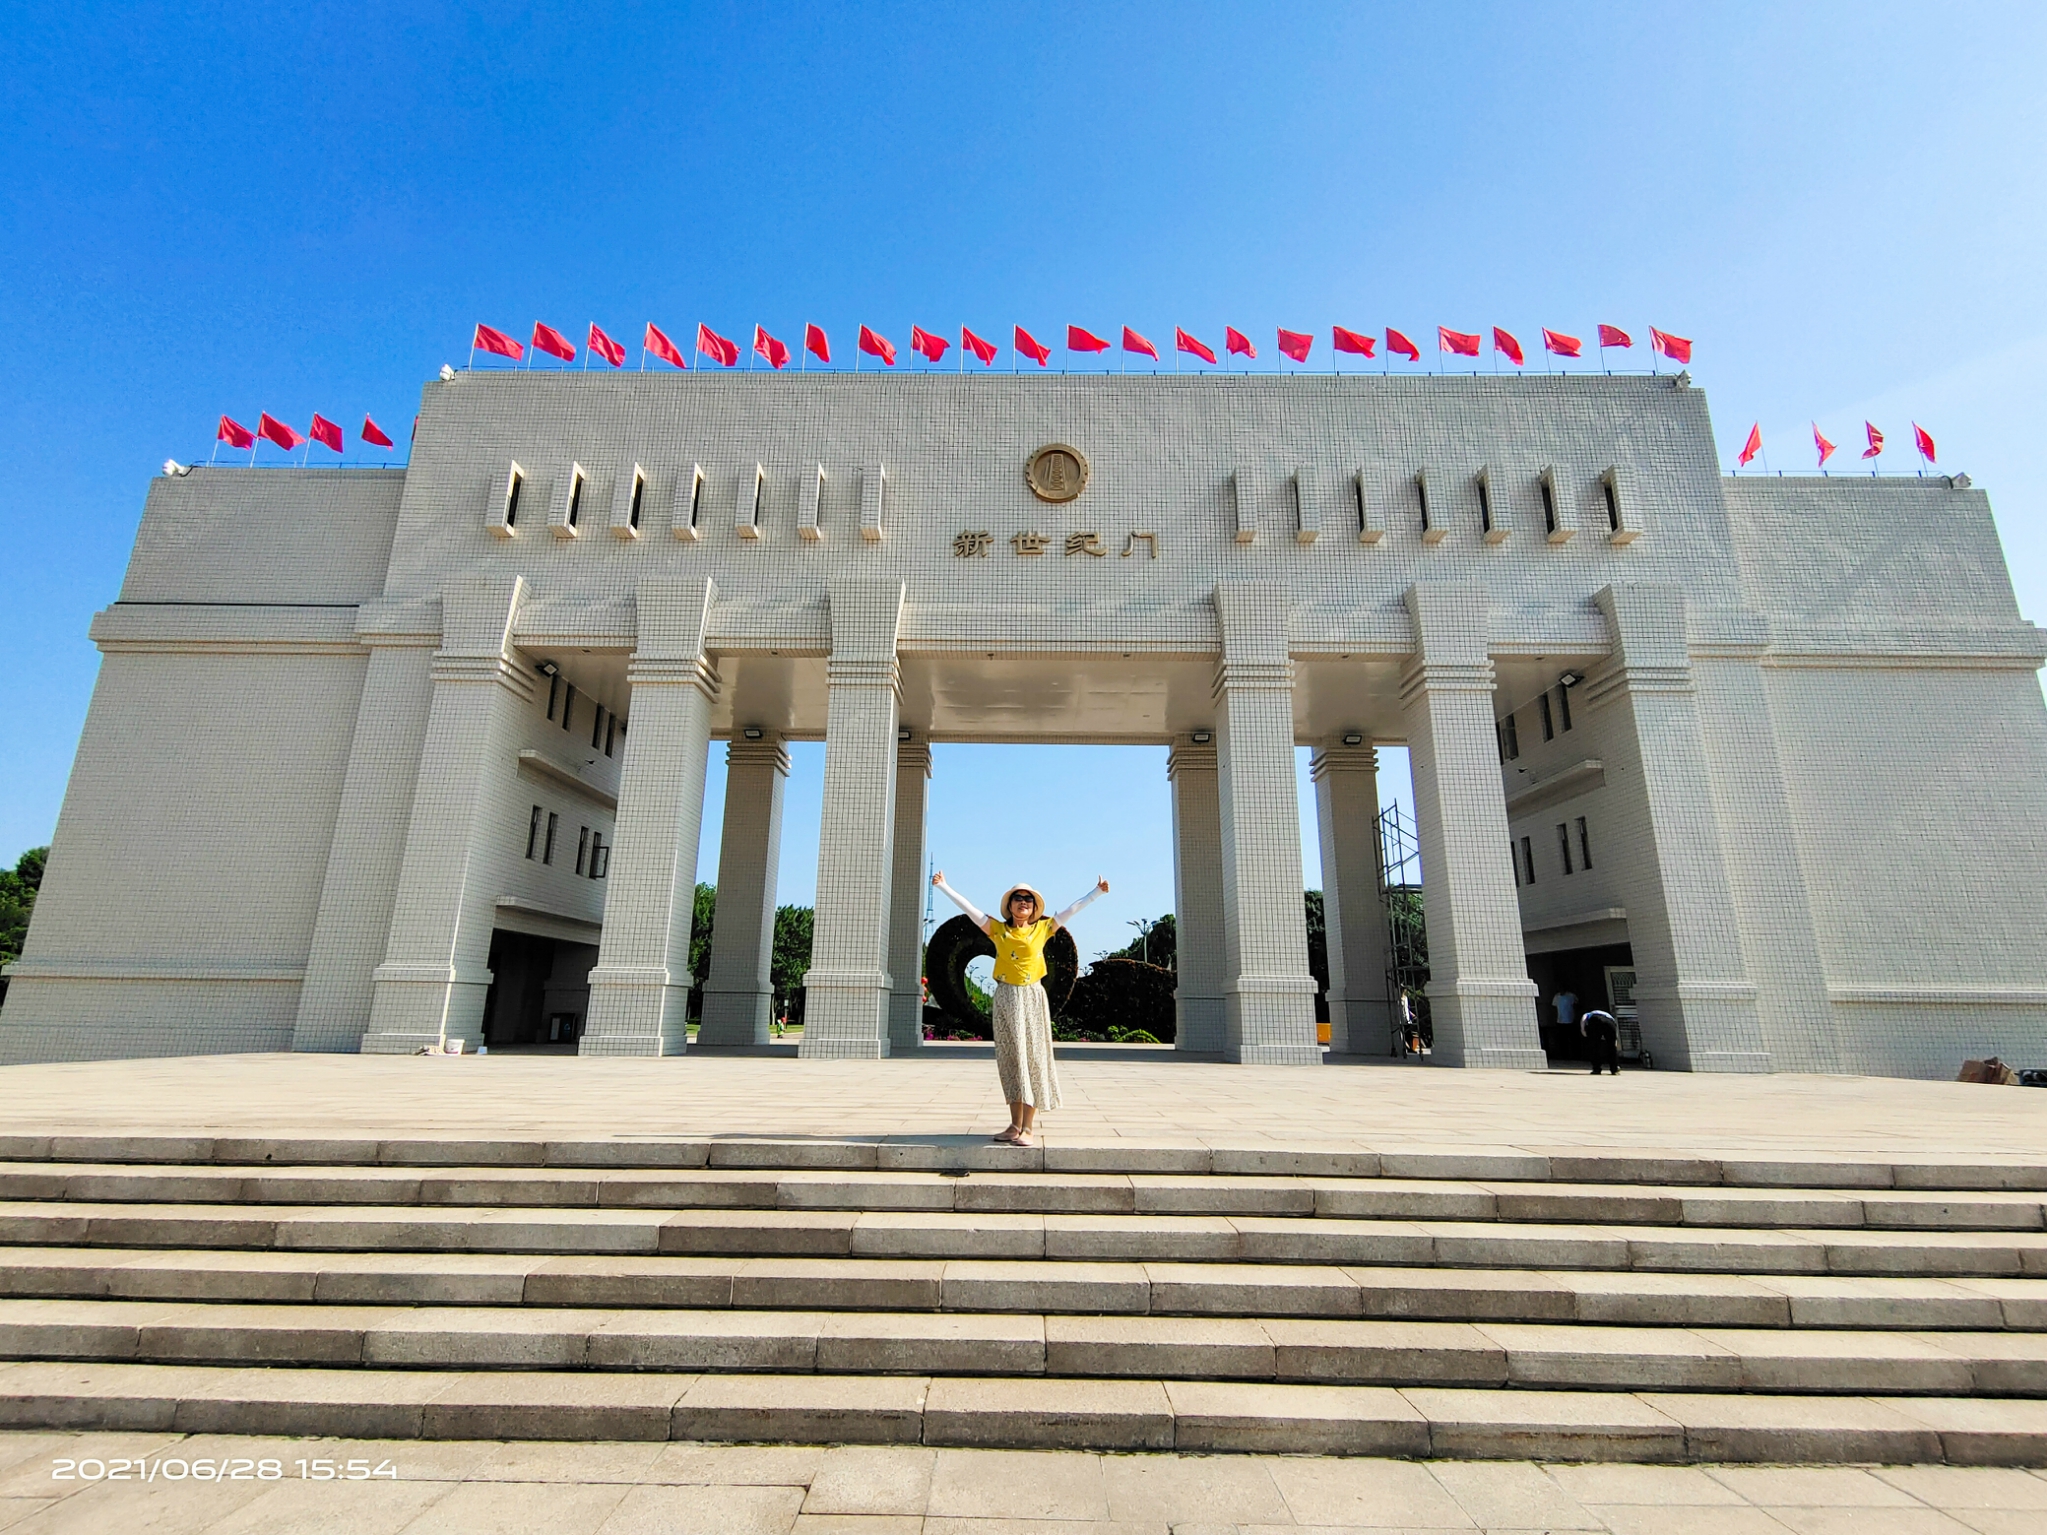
[0, 1134, 2045, 1463]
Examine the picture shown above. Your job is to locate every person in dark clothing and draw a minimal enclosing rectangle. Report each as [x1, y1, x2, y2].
[1580, 1008, 1620, 1075]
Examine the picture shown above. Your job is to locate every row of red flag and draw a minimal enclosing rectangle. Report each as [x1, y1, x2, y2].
[1736, 419, 1937, 468]
[472, 319, 1693, 371]
[215, 411, 395, 457]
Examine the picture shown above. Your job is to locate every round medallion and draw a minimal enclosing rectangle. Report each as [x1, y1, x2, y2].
[1025, 443, 1089, 504]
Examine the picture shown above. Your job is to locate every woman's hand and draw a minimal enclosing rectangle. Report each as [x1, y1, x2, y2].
[1097, 877, 1110, 893]
[931, 869, 945, 886]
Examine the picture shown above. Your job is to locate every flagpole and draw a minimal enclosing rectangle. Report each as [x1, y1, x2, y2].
[802, 322, 809, 372]
[467, 340, 477, 372]
[209, 436, 220, 466]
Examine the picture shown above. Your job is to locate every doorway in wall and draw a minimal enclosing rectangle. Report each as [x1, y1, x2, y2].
[480, 929, 599, 1050]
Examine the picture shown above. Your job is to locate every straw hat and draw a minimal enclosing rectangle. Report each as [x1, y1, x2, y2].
[997, 883, 1048, 925]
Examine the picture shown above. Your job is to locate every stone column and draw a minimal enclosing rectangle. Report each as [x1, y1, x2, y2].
[886, 735, 933, 1053]
[696, 733, 790, 1046]
[1399, 582, 1546, 1068]
[800, 579, 905, 1059]
[291, 603, 439, 1051]
[1588, 584, 1769, 1072]
[581, 579, 719, 1056]
[1167, 738, 1226, 1052]
[1212, 582, 1322, 1064]
[1312, 743, 1393, 1055]
[362, 578, 533, 1054]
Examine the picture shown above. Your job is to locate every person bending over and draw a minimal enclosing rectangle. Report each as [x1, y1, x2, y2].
[1580, 1007, 1621, 1076]
[931, 870, 1108, 1146]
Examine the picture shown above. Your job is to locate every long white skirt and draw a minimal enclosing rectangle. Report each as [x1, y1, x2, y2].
[992, 980, 1061, 1110]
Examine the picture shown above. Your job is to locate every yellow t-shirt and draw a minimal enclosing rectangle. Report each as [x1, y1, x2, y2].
[987, 918, 1055, 986]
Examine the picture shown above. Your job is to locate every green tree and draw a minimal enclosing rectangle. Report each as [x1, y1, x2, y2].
[0, 847, 49, 1005]
[770, 904, 813, 1023]
[1105, 913, 1176, 971]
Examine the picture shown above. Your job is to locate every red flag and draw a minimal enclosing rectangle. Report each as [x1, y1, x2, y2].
[645, 323, 688, 369]
[1650, 327, 1692, 364]
[216, 415, 255, 450]
[1122, 326, 1158, 360]
[857, 325, 896, 366]
[1332, 326, 1376, 358]
[1862, 422, 1884, 460]
[1738, 423, 1762, 466]
[361, 416, 395, 449]
[962, 326, 998, 366]
[1493, 327, 1525, 366]
[1014, 325, 1051, 366]
[257, 412, 304, 451]
[308, 413, 344, 453]
[1225, 326, 1256, 359]
[1913, 423, 1936, 463]
[754, 325, 791, 369]
[910, 325, 949, 363]
[1176, 327, 1217, 364]
[588, 323, 625, 367]
[1276, 328, 1313, 362]
[1067, 325, 1110, 353]
[1597, 324, 1632, 349]
[1438, 326, 1481, 357]
[1386, 328, 1420, 361]
[473, 323, 523, 360]
[531, 322, 576, 362]
[699, 324, 740, 367]
[1542, 328, 1583, 358]
[804, 323, 830, 364]
[1813, 423, 1836, 467]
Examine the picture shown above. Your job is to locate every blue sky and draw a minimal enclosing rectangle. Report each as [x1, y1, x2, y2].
[3, 3, 2043, 957]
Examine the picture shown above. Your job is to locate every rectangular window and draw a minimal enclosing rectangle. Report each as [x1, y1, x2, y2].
[526, 805, 543, 859]
[561, 684, 576, 733]
[1519, 835, 1536, 885]
[1538, 692, 1554, 741]
[545, 673, 560, 722]
[565, 467, 584, 529]
[589, 832, 606, 879]
[1603, 478, 1621, 532]
[1557, 822, 1574, 875]
[628, 470, 645, 531]
[1502, 710, 1520, 760]
[503, 468, 523, 529]
[605, 714, 616, 756]
[1540, 477, 1558, 537]
[1417, 476, 1431, 534]
[543, 812, 558, 865]
[1476, 476, 1493, 535]
[689, 464, 705, 532]
[1577, 816, 1593, 869]
[1558, 683, 1573, 732]
[592, 705, 605, 750]
[1510, 840, 1521, 886]
[576, 826, 589, 876]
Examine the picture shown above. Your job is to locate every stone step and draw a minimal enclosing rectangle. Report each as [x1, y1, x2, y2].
[5, 1135, 2046, 1191]
[4, 1161, 2044, 1229]
[3, 1247, 2044, 1330]
[0, 1359, 2041, 1463]
[5, 1297, 2047, 1395]
[7, 1200, 2047, 1275]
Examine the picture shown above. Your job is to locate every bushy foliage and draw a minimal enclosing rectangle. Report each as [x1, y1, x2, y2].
[0, 848, 48, 1004]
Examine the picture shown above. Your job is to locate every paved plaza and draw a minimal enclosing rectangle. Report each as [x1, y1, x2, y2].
[2, 1430, 2047, 1532]
[0, 1050, 2041, 1161]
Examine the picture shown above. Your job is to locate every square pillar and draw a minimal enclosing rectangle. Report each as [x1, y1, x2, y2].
[887, 736, 933, 1053]
[291, 612, 438, 1051]
[800, 579, 905, 1059]
[1400, 583, 1546, 1068]
[1167, 738, 1226, 1052]
[1588, 584, 1769, 1072]
[1312, 742, 1393, 1055]
[362, 578, 533, 1054]
[1213, 583, 1322, 1065]
[696, 733, 790, 1046]
[581, 579, 719, 1056]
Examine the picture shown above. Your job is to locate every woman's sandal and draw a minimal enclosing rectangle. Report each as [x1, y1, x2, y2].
[991, 1129, 1022, 1145]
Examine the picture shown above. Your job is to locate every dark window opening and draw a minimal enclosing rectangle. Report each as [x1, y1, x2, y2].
[1540, 479, 1558, 535]
[543, 812, 558, 865]
[1417, 479, 1431, 533]
[629, 473, 645, 530]
[566, 472, 583, 529]
[561, 684, 576, 733]
[1577, 816, 1593, 869]
[1519, 835, 1536, 885]
[592, 705, 606, 750]
[1538, 692, 1554, 741]
[1602, 479, 1620, 532]
[1558, 684, 1573, 732]
[605, 714, 617, 756]
[504, 471, 523, 528]
[1354, 477, 1368, 533]
[576, 826, 589, 876]
[1477, 478, 1494, 534]
[1557, 822, 1574, 875]
[545, 673, 560, 722]
[526, 804, 543, 859]
[589, 832, 607, 879]
[1500, 710, 1520, 761]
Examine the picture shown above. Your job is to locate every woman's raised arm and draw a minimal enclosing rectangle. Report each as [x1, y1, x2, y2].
[930, 871, 991, 930]
[1050, 877, 1110, 929]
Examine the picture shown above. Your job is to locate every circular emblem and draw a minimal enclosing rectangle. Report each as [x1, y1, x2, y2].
[1026, 444, 1089, 503]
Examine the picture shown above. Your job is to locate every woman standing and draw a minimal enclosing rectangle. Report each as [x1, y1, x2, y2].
[931, 870, 1108, 1146]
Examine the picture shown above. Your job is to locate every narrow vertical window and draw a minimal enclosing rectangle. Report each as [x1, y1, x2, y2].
[1520, 835, 1535, 885]
[1502, 711, 1520, 760]
[1558, 684, 1573, 732]
[1510, 840, 1521, 886]
[629, 470, 645, 531]
[592, 705, 605, 750]
[605, 714, 616, 756]
[589, 832, 605, 879]
[1476, 477, 1493, 535]
[543, 813, 558, 865]
[689, 465, 705, 532]
[526, 805, 542, 859]
[565, 468, 584, 529]
[1417, 477, 1431, 534]
[576, 826, 589, 876]
[562, 684, 576, 733]
[1540, 477, 1558, 537]
[1577, 817, 1593, 869]
[503, 468, 523, 528]
[1557, 822, 1574, 875]
[1538, 692, 1554, 741]
[1603, 478, 1620, 532]
[545, 673, 560, 722]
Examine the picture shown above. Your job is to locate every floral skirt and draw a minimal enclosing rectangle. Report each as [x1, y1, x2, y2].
[992, 980, 1061, 1110]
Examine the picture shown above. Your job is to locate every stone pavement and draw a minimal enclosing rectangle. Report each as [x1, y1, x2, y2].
[1, 1051, 2043, 1159]
[1, 1430, 2046, 1532]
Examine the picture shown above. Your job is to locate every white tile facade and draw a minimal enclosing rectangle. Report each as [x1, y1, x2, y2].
[2, 372, 2042, 1076]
